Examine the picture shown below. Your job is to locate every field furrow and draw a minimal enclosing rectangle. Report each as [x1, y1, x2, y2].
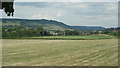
[2, 39, 118, 66]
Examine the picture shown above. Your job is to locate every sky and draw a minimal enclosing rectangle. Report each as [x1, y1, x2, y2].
[1, 1, 118, 28]
[14, 0, 119, 2]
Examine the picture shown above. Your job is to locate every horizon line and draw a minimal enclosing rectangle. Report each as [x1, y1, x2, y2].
[0, 17, 118, 28]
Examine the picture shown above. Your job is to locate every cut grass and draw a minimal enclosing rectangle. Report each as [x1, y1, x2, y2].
[2, 39, 118, 66]
[31, 34, 117, 40]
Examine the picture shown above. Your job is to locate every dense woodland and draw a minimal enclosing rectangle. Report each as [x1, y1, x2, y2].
[2, 26, 50, 38]
[2, 26, 81, 38]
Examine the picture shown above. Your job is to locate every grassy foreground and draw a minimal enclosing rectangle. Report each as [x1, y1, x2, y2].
[2, 39, 118, 66]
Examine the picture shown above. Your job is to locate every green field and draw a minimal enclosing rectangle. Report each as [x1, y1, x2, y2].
[32, 34, 116, 40]
[2, 35, 118, 66]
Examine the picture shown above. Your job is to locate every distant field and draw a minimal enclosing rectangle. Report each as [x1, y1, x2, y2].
[32, 35, 117, 40]
[2, 39, 118, 66]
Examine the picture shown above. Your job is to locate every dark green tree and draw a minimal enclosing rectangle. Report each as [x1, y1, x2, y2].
[0, 0, 14, 16]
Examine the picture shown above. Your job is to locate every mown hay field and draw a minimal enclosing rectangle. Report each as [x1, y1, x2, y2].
[2, 38, 118, 66]
[32, 35, 116, 40]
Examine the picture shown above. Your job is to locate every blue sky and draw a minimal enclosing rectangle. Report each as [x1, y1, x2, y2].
[1, 2, 118, 28]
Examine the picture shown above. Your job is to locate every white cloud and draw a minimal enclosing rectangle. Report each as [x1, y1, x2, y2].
[85, 16, 94, 18]
[107, 7, 117, 10]
[15, 0, 119, 2]
[56, 13, 63, 17]
[15, 0, 82, 2]
[2, 2, 118, 27]
[105, 3, 118, 11]
[31, 13, 63, 19]
[31, 14, 51, 19]
[106, 6, 117, 11]
[81, 0, 119, 2]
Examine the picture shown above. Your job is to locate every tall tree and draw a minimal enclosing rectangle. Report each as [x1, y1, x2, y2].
[0, 0, 14, 16]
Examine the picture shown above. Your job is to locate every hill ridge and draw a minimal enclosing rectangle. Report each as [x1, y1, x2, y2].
[1, 18, 105, 31]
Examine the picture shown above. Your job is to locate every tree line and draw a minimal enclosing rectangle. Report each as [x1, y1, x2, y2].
[2, 26, 50, 38]
[101, 27, 119, 37]
[2, 26, 120, 38]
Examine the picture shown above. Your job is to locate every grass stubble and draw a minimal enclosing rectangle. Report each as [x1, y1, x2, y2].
[2, 38, 118, 66]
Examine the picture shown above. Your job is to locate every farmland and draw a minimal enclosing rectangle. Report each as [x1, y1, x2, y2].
[2, 35, 118, 66]
[31, 34, 117, 40]
[1, 2, 119, 66]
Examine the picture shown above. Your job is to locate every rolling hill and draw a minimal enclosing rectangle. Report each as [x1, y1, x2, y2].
[1, 18, 71, 30]
[71, 26, 106, 31]
[1, 18, 106, 31]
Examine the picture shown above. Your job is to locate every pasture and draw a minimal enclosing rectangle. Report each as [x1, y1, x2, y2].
[2, 37, 118, 66]
[32, 34, 116, 40]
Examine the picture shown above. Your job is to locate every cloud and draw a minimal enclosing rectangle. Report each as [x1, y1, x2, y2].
[65, 2, 118, 16]
[15, 0, 119, 2]
[81, 0, 119, 2]
[31, 13, 63, 19]
[15, 2, 118, 16]
[15, 0, 82, 2]
[15, 2, 51, 8]
[56, 13, 63, 17]
[2, 2, 118, 28]
[105, 3, 118, 11]
[31, 14, 52, 19]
